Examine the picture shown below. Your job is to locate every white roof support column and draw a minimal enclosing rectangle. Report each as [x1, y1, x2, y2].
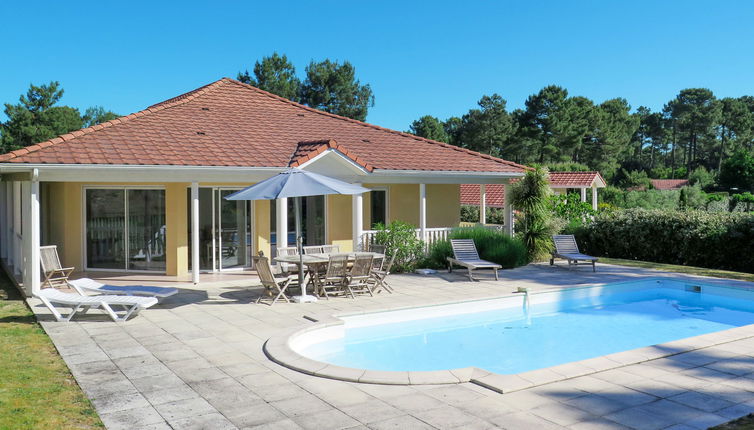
[0, 181, 6, 261]
[12, 181, 21, 275]
[276, 197, 288, 249]
[191, 181, 200, 284]
[352, 193, 363, 251]
[580, 187, 587, 202]
[22, 169, 40, 296]
[419, 183, 427, 243]
[5, 182, 12, 266]
[504, 182, 513, 236]
[479, 184, 487, 224]
[592, 186, 598, 211]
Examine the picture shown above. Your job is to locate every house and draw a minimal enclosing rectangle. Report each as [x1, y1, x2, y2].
[460, 171, 606, 222]
[0, 78, 526, 296]
[650, 179, 689, 190]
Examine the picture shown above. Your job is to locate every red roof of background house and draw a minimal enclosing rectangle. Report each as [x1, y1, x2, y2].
[0, 78, 527, 173]
[650, 179, 689, 190]
[548, 171, 606, 188]
[460, 172, 605, 207]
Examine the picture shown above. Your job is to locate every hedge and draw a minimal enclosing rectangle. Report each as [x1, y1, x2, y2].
[574, 209, 754, 273]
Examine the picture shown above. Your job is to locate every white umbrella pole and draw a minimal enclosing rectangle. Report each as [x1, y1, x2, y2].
[293, 196, 317, 303]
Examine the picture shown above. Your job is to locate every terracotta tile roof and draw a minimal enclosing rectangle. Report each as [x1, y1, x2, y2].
[650, 179, 689, 190]
[548, 172, 606, 188]
[460, 184, 506, 207]
[0, 78, 527, 174]
[459, 171, 606, 207]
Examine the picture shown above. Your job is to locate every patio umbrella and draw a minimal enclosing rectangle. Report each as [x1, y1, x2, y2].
[225, 168, 369, 302]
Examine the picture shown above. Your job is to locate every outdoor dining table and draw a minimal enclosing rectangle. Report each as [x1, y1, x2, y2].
[274, 252, 385, 296]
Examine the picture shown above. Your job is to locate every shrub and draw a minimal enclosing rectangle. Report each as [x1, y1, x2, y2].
[720, 150, 754, 192]
[423, 227, 528, 270]
[730, 192, 754, 212]
[688, 166, 715, 189]
[460, 204, 505, 224]
[372, 220, 424, 273]
[550, 193, 595, 223]
[574, 209, 754, 273]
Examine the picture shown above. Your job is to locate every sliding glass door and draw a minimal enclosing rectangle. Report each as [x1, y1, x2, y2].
[86, 188, 166, 271]
[188, 188, 252, 272]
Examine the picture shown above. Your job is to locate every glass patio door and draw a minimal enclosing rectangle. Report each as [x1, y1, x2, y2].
[188, 188, 252, 272]
[217, 189, 249, 270]
[85, 188, 166, 272]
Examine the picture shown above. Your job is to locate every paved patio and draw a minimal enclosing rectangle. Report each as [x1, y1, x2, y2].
[30, 263, 754, 429]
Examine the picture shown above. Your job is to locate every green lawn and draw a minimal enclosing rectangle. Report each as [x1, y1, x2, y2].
[600, 257, 754, 283]
[712, 414, 754, 429]
[0, 272, 103, 429]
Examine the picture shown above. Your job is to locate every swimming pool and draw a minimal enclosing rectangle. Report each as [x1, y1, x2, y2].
[289, 279, 754, 375]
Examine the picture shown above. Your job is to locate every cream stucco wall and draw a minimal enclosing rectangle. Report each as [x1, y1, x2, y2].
[254, 200, 271, 258]
[426, 184, 461, 228]
[326, 194, 354, 252]
[46, 182, 83, 271]
[43, 181, 461, 275]
[165, 183, 189, 276]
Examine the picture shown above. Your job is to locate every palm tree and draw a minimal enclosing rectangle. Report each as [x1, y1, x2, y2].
[510, 166, 555, 261]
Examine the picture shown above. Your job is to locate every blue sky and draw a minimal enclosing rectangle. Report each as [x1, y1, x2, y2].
[2, 1, 754, 131]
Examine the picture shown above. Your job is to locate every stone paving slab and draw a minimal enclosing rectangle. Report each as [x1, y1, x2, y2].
[29, 263, 754, 429]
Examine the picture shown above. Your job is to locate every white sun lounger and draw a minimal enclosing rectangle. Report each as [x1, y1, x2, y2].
[68, 278, 178, 300]
[36, 288, 158, 322]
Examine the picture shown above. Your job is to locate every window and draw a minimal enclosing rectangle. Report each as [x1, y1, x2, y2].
[86, 188, 165, 271]
[370, 189, 387, 228]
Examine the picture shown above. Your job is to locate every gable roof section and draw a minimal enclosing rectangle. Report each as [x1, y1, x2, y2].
[0, 78, 526, 174]
[548, 172, 606, 188]
[288, 140, 373, 172]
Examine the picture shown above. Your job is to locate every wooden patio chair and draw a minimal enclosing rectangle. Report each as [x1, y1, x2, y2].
[321, 244, 340, 254]
[276, 246, 300, 273]
[40, 245, 74, 289]
[550, 235, 598, 272]
[370, 253, 396, 294]
[253, 256, 295, 305]
[369, 244, 387, 255]
[303, 246, 324, 255]
[447, 239, 501, 281]
[344, 253, 374, 298]
[319, 254, 348, 299]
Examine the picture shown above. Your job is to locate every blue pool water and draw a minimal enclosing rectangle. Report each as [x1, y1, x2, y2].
[297, 279, 754, 374]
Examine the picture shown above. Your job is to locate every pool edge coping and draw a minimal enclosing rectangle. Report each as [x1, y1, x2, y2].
[263, 277, 754, 393]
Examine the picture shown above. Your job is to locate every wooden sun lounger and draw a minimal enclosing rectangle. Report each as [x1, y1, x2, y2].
[550, 235, 598, 272]
[447, 239, 501, 281]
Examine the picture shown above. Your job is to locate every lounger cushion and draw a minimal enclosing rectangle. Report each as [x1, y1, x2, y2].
[37, 288, 158, 308]
[69, 278, 178, 297]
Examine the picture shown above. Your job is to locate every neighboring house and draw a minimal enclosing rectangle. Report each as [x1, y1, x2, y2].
[650, 179, 689, 190]
[0, 78, 526, 295]
[461, 172, 606, 222]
